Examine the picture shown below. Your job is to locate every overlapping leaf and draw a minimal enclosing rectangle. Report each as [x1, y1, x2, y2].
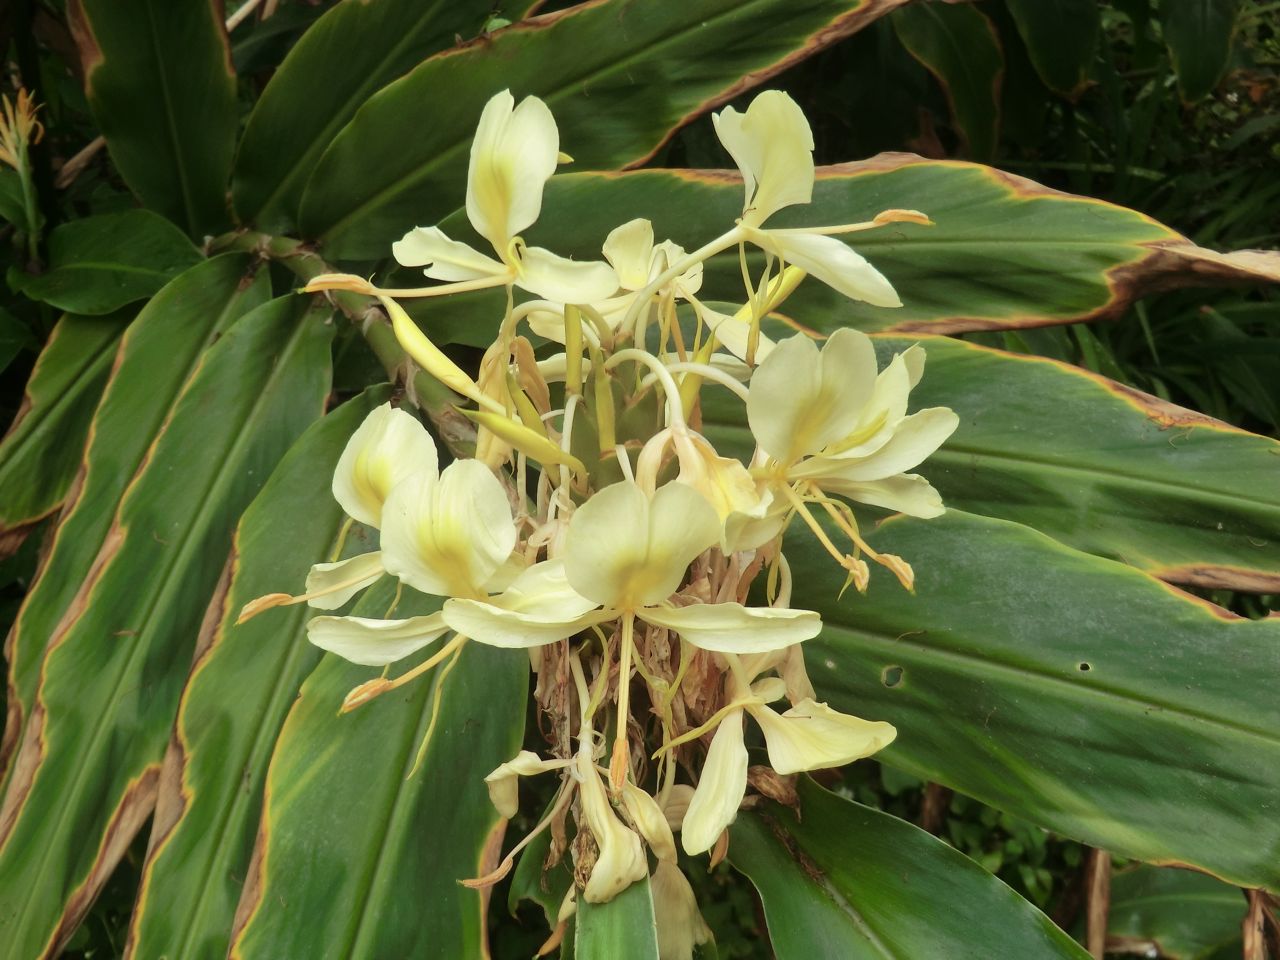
[233, 0, 538, 230]
[299, 0, 913, 258]
[1161, 0, 1240, 102]
[732, 779, 1090, 959]
[1003, 0, 1098, 98]
[125, 387, 389, 960]
[703, 335, 1280, 591]
[1107, 865, 1246, 959]
[228, 593, 527, 959]
[0, 311, 129, 557]
[1, 255, 269, 782]
[576, 878, 659, 960]
[790, 510, 1280, 891]
[0, 294, 333, 959]
[418, 162, 1280, 347]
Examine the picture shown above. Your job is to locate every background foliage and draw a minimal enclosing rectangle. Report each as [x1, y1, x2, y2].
[0, 0, 1277, 958]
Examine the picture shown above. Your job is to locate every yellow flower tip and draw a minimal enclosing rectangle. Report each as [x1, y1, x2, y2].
[303, 272, 376, 295]
[458, 855, 517, 890]
[340, 677, 394, 714]
[874, 208, 932, 227]
[236, 592, 294, 624]
[879, 553, 916, 592]
[536, 920, 569, 957]
[609, 738, 630, 793]
[557, 151, 574, 164]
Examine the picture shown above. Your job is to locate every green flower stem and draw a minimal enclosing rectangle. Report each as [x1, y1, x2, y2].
[208, 230, 474, 457]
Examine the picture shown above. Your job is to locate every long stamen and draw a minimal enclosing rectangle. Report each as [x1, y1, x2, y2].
[609, 612, 636, 791]
[304, 271, 513, 299]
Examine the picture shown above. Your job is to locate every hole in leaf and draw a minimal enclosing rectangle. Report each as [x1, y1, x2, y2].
[1077, 662, 1092, 673]
[881, 665, 904, 687]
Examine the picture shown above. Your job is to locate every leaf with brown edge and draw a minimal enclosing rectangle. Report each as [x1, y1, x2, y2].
[0, 295, 333, 960]
[415, 158, 1280, 348]
[790, 509, 1280, 892]
[0, 310, 130, 560]
[126, 386, 390, 960]
[702, 334, 1280, 592]
[298, 0, 913, 258]
[0, 255, 270, 797]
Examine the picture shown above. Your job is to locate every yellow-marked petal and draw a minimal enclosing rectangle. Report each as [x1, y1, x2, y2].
[747, 698, 897, 775]
[333, 403, 437, 528]
[639, 602, 820, 654]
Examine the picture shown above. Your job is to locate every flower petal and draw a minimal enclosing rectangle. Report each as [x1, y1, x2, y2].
[304, 551, 384, 610]
[380, 460, 517, 599]
[747, 698, 896, 775]
[621, 783, 677, 863]
[306, 612, 448, 666]
[681, 712, 749, 855]
[757, 230, 901, 308]
[640, 602, 819, 654]
[819, 473, 946, 519]
[515, 245, 619, 304]
[817, 407, 959, 482]
[603, 218, 655, 290]
[442, 561, 608, 648]
[391, 225, 507, 282]
[638, 482, 723, 607]
[651, 861, 713, 960]
[578, 752, 649, 902]
[333, 402, 437, 528]
[704, 308, 776, 365]
[712, 91, 814, 227]
[747, 329, 877, 465]
[484, 750, 571, 819]
[466, 90, 559, 251]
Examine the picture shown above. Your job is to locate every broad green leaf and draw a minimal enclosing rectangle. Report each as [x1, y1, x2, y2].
[1107, 865, 1245, 959]
[891, 3, 1003, 161]
[1003, 0, 1099, 98]
[1161, 0, 1240, 102]
[575, 877, 660, 960]
[0, 255, 269, 786]
[0, 295, 333, 958]
[228, 600, 527, 959]
[68, 0, 237, 235]
[299, 0, 912, 258]
[126, 387, 390, 960]
[233, 0, 537, 230]
[732, 779, 1090, 959]
[791, 510, 1280, 891]
[418, 163, 1280, 346]
[0, 311, 129, 555]
[0, 169, 26, 229]
[7, 210, 202, 315]
[703, 335, 1280, 592]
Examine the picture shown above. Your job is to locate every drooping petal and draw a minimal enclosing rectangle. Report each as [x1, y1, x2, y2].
[564, 482, 719, 609]
[640, 602, 820, 655]
[747, 329, 878, 465]
[653, 239, 703, 297]
[306, 612, 449, 667]
[333, 402, 437, 528]
[815, 407, 960, 483]
[484, 750, 572, 819]
[621, 783, 677, 863]
[755, 230, 901, 308]
[747, 698, 897, 775]
[603, 218, 655, 290]
[466, 90, 560, 251]
[442, 560, 608, 648]
[303, 551, 385, 610]
[651, 860, 713, 960]
[578, 751, 649, 902]
[819, 473, 946, 519]
[391, 225, 508, 282]
[380, 460, 517, 599]
[712, 91, 814, 227]
[514, 244, 619, 304]
[681, 712, 749, 855]
[673, 431, 767, 524]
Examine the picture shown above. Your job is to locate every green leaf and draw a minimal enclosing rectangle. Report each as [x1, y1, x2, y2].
[299, 0, 910, 258]
[126, 386, 390, 960]
[704, 334, 1280, 592]
[232, 0, 539, 230]
[731, 779, 1089, 959]
[7, 210, 202, 315]
[575, 876, 660, 960]
[1003, 0, 1099, 98]
[0, 169, 27, 229]
[68, 0, 237, 235]
[0, 311, 130, 556]
[0, 294, 333, 958]
[1160, 0, 1240, 102]
[891, 3, 1003, 161]
[228, 600, 527, 958]
[419, 162, 1280, 346]
[790, 510, 1280, 892]
[0, 255, 269, 787]
[1107, 865, 1245, 959]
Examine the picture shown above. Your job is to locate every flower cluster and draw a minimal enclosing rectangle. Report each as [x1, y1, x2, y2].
[247, 89, 956, 958]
